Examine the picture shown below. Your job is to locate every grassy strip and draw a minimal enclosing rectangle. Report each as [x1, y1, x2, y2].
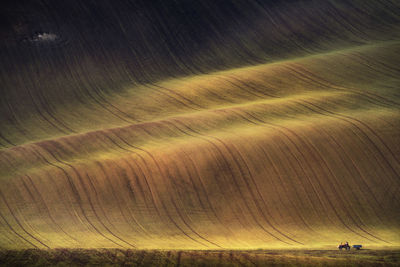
[0, 249, 399, 266]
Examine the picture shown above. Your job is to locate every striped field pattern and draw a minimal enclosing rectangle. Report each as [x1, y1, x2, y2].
[0, 0, 399, 249]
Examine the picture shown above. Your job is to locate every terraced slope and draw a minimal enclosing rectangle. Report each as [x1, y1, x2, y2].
[0, 0, 399, 249]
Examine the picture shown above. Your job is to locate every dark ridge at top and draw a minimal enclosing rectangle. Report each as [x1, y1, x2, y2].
[0, 0, 399, 109]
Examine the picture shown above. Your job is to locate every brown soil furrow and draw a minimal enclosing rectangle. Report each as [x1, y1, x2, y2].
[354, 51, 400, 73]
[110, 131, 211, 243]
[282, 101, 394, 242]
[292, 124, 390, 243]
[157, 120, 250, 229]
[316, 126, 393, 228]
[169, 119, 294, 245]
[151, 83, 205, 109]
[24, 86, 69, 135]
[238, 110, 378, 241]
[76, 63, 139, 123]
[344, 53, 400, 80]
[84, 170, 138, 247]
[54, 153, 137, 248]
[27, 148, 110, 237]
[161, 120, 276, 243]
[300, 99, 400, 183]
[31, 82, 77, 134]
[0, 190, 50, 248]
[236, 110, 338, 228]
[217, 77, 268, 99]
[271, 131, 377, 241]
[293, 103, 388, 214]
[0, 133, 15, 147]
[94, 161, 151, 239]
[167, 156, 224, 241]
[215, 136, 304, 245]
[142, 84, 201, 112]
[0, 208, 38, 248]
[240, 111, 348, 237]
[137, 147, 218, 248]
[257, 142, 320, 235]
[178, 149, 244, 245]
[21, 175, 79, 244]
[113, 159, 153, 238]
[33, 144, 130, 248]
[109, 130, 218, 246]
[282, 63, 398, 112]
[290, 63, 400, 108]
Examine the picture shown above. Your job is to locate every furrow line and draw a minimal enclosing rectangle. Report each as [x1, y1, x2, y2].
[0, 190, 50, 248]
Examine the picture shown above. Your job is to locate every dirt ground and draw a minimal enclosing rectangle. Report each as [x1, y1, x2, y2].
[0, 249, 399, 266]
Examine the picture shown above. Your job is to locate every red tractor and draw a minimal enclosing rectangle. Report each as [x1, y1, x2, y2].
[338, 242, 351, 250]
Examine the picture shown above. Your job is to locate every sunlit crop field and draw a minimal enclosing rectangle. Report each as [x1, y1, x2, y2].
[0, 0, 399, 258]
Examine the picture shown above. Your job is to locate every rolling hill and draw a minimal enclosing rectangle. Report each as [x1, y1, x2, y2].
[0, 0, 399, 250]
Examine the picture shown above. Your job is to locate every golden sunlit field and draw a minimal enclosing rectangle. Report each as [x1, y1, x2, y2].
[0, 0, 399, 265]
